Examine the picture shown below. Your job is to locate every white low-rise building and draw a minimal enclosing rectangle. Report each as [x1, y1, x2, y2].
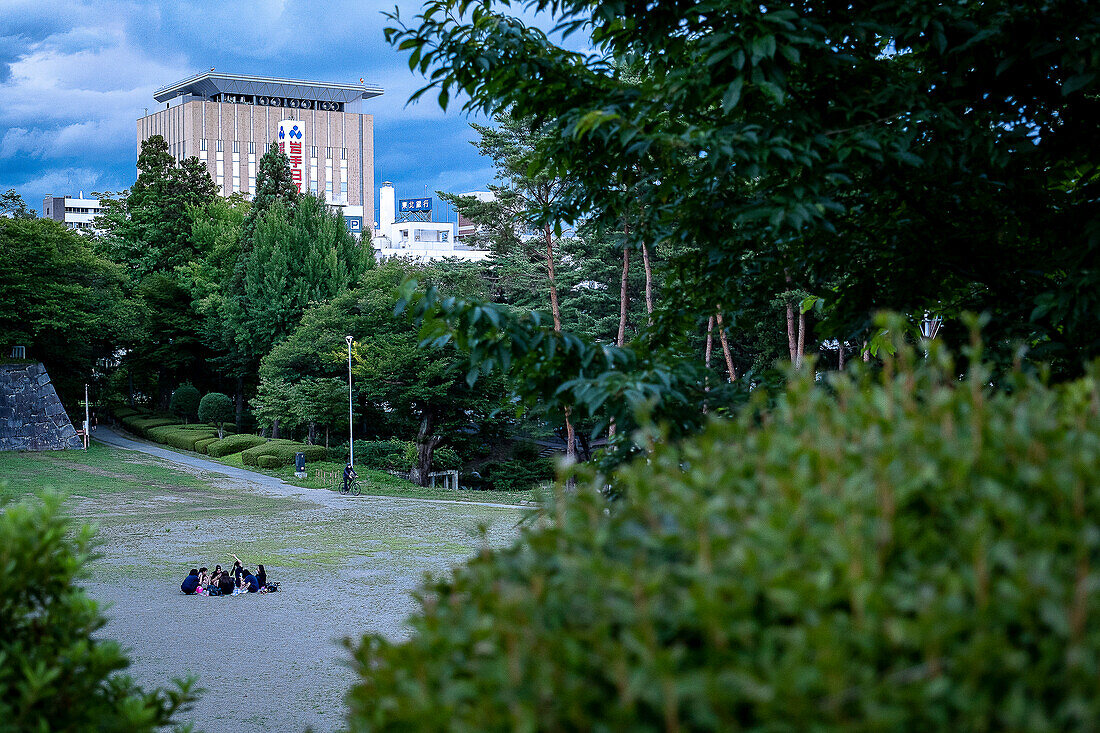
[372, 182, 489, 262]
[42, 192, 104, 233]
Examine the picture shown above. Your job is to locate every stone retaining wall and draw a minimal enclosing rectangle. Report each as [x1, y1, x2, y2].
[0, 362, 83, 451]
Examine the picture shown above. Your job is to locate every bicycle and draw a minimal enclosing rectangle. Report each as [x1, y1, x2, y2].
[339, 477, 361, 496]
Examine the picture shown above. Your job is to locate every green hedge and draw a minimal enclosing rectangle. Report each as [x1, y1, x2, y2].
[347, 348, 1100, 729]
[193, 437, 219, 455]
[242, 440, 327, 467]
[112, 406, 141, 419]
[477, 457, 554, 492]
[256, 455, 282, 469]
[120, 416, 177, 439]
[205, 434, 267, 457]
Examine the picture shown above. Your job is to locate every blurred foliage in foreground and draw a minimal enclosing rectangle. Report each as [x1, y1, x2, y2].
[0, 491, 199, 732]
[347, 337, 1100, 730]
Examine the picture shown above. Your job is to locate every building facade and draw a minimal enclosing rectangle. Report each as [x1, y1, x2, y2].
[41, 192, 104, 233]
[137, 72, 381, 227]
[373, 182, 488, 263]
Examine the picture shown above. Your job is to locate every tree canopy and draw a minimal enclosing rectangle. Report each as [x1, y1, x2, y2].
[387, 0, 1100, 379]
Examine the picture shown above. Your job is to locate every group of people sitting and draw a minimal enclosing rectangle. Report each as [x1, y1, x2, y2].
[181, 554, 278, 596]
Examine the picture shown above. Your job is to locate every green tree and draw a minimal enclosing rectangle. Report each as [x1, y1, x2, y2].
[386, 0, 1100, 420]
[1, 188, 35, 219]
[198, 392, 234, 439]
[225, 194, 370, 383]
[169, 383, 200, 423]
[250, 377, 297, 440]
[1, 492, 198, 730]
[97, 135, 217, 278]
[291, 377, 348, 446]
[0, 217, 137, 405]
[241, 141, 300, 248]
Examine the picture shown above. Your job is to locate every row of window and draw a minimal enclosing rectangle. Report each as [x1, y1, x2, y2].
[198, 139, 349, 159]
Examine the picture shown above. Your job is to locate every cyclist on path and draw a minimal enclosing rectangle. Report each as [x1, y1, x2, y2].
[343, 462, 358, 493]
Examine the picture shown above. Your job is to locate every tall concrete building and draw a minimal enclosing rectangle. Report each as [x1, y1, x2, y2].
[137, 71, 382, 231]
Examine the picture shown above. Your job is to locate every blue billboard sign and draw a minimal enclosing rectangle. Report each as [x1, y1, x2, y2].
[344, 216, 363, 233]
[398, 197, 432, 212]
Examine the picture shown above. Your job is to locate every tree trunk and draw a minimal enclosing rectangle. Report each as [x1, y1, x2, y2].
[542, 219, 575, 472]
[862, 340, 871, 362]
[308, 421, 316, 445]
[128, 372, 134, 407]
[235, 375, 243, 428]
[641, 241, 654, 317]
[617, 245, 630, 347]
[271, 418, 280, 441]
[543, 223, 563, 332]
[796, 311, 806, 370]
[703, 315, 714, 413]
[838, 341, 845, 370]
[410, 412, 442, 487]
[325, 425, 330, 449]
[786, 302, 797, 363]
[715, 312, 736, 381]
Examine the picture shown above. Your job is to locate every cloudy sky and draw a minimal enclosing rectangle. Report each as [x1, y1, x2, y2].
[0, 0, 512, 224]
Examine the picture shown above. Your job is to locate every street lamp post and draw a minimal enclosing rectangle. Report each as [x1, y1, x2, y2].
[345, 335, 354, 468]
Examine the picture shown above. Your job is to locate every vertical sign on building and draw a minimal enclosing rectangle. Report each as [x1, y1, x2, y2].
[278, 120, 306, 194]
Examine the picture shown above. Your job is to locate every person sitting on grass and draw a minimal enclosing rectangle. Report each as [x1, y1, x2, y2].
[181, 568, 200, 595]
[256, 564, 267, 589]
[241, 568, 260, 593]
[217, 570, 235, 596]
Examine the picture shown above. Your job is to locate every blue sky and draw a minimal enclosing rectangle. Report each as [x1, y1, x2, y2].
[0, 0, 510, 224]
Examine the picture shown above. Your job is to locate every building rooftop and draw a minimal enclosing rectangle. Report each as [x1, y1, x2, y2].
[153, 71, 384, 104]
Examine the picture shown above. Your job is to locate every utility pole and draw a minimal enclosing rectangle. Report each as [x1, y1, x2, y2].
[346, 335, 354, 467]
[84, 383, 90, 450]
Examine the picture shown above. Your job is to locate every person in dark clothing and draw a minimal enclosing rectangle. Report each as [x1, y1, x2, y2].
[242, 569, 260, 593]
[181, 568, 200, 595]
[343, 463, 357, 492]
[231, 558, 244, 584]
[256, 564, 267, 589]
[217, 572, 235, 596]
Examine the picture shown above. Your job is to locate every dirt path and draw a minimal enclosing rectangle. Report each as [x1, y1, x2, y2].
[93, 426, 524, 510]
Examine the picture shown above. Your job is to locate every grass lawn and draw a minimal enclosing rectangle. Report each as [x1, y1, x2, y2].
[0, 442, 525, 733]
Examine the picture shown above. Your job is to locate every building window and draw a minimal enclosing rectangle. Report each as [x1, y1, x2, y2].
[311, 145, 317, 158]
[233, 140, 239, 153]
[341, 147, 347, 160]
[200, 139, 207, 151]
[326, 147, 331, 158]
[249, 141, 255, 154]
[216, 139, 223, 152]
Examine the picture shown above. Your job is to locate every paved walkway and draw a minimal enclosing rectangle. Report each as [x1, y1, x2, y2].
[93, 426, 524, 511]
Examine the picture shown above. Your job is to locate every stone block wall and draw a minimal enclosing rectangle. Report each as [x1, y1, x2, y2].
[0, 363, 84, 451]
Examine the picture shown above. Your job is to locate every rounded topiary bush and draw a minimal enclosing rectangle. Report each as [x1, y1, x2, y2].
[197, 392, 234, 438]
[256, 455, 281, 469]
[169, 384, 200, 423]
[347, 349, 1100, 730]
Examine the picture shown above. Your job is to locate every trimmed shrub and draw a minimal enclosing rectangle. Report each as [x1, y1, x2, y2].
[193, 437, 219, 455]
[205, 434, 267, 458]
[347, 350, 1100, 730]
[142, 425, 216, 452]
[243, 440, 326, 467]
[112, 406, 141, 419]
[169, 384, 200, 423]
[1, 491, 199, 729]
[197, 392, 234, 439]
[256, 455, 282, 469]
[121, 416, 177, 439]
